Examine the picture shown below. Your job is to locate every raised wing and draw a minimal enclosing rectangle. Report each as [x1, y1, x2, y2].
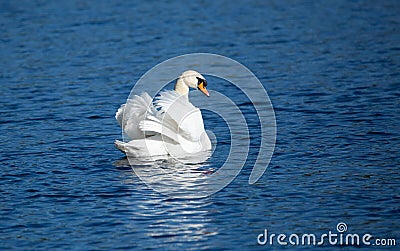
[138, 91, 206, 142]
[115, 92, 156, 140]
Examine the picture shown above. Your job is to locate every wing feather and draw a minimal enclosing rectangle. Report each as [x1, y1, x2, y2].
[115, 92, 156, 140]
[116, 90, 207, 145]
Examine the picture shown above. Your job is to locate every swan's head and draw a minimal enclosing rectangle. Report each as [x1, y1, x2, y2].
[179, 70, 209, 97]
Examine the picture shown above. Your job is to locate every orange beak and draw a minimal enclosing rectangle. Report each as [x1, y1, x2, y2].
[198, 82, 210, 97]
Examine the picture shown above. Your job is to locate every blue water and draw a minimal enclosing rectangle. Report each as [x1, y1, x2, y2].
[1, 0, 400, 250]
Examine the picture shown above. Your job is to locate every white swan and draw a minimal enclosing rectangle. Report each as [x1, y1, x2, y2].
[115, 70, 211, 158]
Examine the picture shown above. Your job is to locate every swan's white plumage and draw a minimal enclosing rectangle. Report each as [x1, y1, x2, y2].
[115, 70, 211, 158]
[115, 92, 157, 140]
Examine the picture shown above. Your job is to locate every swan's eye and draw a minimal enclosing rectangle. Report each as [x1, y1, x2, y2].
[196, 77, 207, 87]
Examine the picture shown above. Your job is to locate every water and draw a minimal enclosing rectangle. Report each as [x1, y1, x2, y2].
[1, 0, 399, 249]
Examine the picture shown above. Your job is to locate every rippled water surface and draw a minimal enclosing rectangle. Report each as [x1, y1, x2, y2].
[1, 1, 400, 250]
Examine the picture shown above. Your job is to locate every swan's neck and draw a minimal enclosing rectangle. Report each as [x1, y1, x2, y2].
[174, 78, 189, 97]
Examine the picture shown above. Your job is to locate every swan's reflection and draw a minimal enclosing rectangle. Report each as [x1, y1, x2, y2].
[114, 153, 216, 199]
[113, 158, 219, 244]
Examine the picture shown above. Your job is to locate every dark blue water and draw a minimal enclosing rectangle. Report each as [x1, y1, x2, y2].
[1, 0, 399, 250]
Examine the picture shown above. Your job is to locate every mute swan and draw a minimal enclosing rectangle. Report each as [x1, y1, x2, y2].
[115, 70, 211, 158]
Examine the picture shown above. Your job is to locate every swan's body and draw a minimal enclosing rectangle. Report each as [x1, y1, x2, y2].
[115, 70, 211, 158]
